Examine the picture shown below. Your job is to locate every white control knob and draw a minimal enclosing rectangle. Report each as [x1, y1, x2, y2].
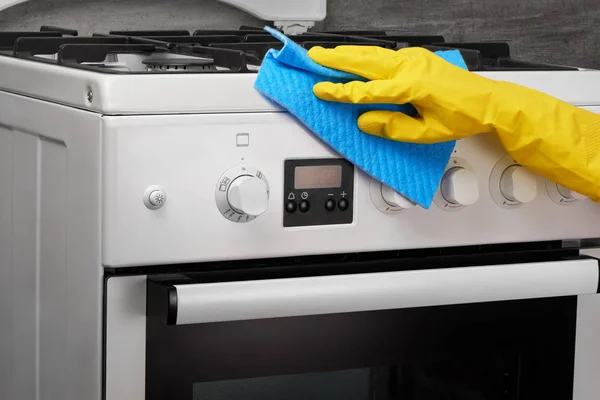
[143, 185, 167, 210]
[500, 165, 537, 203]
[557, 184, 587, 200]
[440, 167, 479, 206]
[227, 175, 269, 216]
[149, 190, 166, 206]
[381, 184, 415, 209]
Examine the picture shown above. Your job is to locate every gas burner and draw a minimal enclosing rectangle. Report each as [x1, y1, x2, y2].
[0, 25, 578, 74]
[142, 56, 217, 72]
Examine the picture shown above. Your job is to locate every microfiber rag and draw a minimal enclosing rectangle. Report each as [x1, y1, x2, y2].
[254, 27, 468, 208]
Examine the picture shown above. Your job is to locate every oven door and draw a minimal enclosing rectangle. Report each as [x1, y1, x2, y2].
[105, 253, 599, 400]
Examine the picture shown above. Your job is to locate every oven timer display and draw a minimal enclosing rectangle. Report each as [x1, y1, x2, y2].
[284, 159, 354, 227]
[294, 165, 343, 189]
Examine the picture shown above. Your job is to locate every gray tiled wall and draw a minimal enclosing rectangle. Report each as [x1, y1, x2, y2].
[1, 0, 599, 68]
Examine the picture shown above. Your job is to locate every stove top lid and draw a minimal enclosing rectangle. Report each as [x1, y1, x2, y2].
[0, 0, 327, 34]
[219, 0, 326, 33]
[0, 0, 24, 13]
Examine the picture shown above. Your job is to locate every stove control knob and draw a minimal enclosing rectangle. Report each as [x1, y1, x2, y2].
[216, 166, 269, 223]
[381, 184, 415, 209]
[227, 175, 269, 217]
[557, 184, 587, 201]
[440, 167, 479, 206]
[500, 165, 537, 204]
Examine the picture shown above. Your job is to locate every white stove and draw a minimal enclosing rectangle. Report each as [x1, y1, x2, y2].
[2, 1, 600, 400]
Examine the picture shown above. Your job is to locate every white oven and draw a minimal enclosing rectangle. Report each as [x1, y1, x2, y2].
[2, 15, 600, 400]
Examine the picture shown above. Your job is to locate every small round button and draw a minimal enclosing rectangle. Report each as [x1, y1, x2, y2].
[325, 198, 336, 211]
[338, 198, 349, 211]
[149, 190, 166, 206]
[286, 200, 297, 213]
[143, 185, 167, 210]
[299, 200, 310, 213]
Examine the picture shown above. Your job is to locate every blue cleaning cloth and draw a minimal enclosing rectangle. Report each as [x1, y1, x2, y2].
[254, 27, 468, 208]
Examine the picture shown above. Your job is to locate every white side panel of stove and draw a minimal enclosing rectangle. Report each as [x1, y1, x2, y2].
[0, 126, 38, 400]
[0, 91, 104, 400]
[0, 127, 13, 400]
[102, 109, 600, 267]
[2, 131, 71, 400]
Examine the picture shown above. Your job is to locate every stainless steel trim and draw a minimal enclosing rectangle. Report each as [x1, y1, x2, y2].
[174, 259, 600, 325]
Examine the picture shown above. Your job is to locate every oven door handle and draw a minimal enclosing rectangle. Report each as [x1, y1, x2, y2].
[162, 259, 599, 325]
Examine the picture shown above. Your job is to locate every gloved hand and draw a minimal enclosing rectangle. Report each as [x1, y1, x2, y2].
[307, 45, 600, 202]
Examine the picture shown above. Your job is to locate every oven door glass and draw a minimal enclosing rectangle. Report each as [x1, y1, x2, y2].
[144, 255, 598, 400]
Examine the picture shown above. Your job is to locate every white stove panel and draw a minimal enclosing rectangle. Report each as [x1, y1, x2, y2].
[101, 109, 600, 267]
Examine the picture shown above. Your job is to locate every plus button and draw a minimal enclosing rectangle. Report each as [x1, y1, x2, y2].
[341, 191, 347, 198]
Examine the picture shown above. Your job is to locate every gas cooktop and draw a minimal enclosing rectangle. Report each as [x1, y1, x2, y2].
[0, 25, 577, 73]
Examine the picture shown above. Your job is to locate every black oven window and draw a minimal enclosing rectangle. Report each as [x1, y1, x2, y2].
[192, 368, 371, 400]
[147, 277, 577, 400]
[189, 353, 521, 400]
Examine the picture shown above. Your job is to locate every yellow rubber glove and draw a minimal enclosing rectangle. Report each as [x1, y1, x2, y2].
[307, 45, 600, 202]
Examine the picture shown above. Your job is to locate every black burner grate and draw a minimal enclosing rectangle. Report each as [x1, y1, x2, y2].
[0, 25, 578, 73]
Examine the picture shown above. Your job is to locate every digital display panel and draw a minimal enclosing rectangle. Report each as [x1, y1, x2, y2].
[294, 165, 343, 189]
